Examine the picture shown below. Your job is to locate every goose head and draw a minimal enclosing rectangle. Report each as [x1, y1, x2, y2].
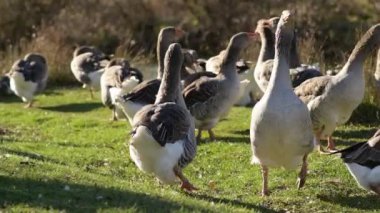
[275, 10, 294, 56]
[106, 58, 130, 69]
[221, 32, 255, 69]
[157, 27, 185, 79]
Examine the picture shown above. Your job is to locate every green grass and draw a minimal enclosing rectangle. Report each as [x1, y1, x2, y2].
[1, 87, 380, 212]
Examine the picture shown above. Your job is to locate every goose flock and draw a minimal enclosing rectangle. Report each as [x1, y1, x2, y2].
[1, 10, 380, 197]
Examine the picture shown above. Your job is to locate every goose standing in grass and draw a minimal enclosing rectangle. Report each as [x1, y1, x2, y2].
[8, 53, 48, 108]
[294, 23, 380, 152]
[70, 45, 110, 98]
[183, 32, 254, 142]
[250, 11, 314, 196]
[332, 129, 380, 195]
[130, 43, 197, 191]
[116, 27, 184, 124]
[100, 58, 143, 120]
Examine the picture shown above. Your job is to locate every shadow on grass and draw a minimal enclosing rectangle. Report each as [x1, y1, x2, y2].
[216, 135, 249, 144]
[39, 103, 103, 113]
[0, 147, 66, 166]
[0, 176, 206, 212]
[332, 128, 377, 148]
[0, 95, 20, 103]
[187, 193, 279, 213]
[317, 193, 380, 210]
[231, 129, 250, 135]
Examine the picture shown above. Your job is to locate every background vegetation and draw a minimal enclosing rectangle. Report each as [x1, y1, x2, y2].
[0, 0, 380, 85]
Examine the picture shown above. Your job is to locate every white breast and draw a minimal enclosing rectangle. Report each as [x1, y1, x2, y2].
[130, 126, 184, 184]
[9, 72, 38, 102]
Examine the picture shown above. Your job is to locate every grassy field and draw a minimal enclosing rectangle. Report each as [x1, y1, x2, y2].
[0, 87, 379, 212]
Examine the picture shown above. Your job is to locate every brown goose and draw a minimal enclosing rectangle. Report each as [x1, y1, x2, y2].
[130, 43, 197, 191]
[294, 23, 380, 152]
[183, 32, 255, 142]
[8, 53, 48, 108]
[332, 129, 380, 195]
[70, 45, 110, 98]
[250, 11, 313, 196]
[100, 58, 143, 120]
[115, 27, 184, 124]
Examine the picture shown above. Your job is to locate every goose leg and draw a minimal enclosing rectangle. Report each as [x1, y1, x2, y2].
[261, 165, 269, 196]
[208, 129, 215, 141]
[315, 132, 327, 153]
[111, 107, 117, 121]
[326, 136, 336, 152]
[196, 129, 202, 143]
[174, 166, 197, 192]
[297, 154, 308, 189]
[24, 100, 34, 108]
[89, 88, 94, 99]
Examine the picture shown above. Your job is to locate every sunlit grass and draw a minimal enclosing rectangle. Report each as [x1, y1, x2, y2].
[0, 87, 379, 212]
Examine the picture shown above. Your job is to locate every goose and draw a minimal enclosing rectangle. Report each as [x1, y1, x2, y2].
[70, 45, 110, 98]
[250, 11, 314, 196]
[130, 43, 197, 191]
[116, 27, 184, 124]
[8, 53, 48, 108]
[254, 18, 321, 92]
[183, 32, 254, 142]
[332, 129, 380, 195]
[294, 23, 380, 152]
[186, 50, 255, 106]
[100, 58, 143, 120]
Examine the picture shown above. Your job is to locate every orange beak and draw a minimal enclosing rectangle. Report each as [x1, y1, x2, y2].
[175, 28, 186, 38]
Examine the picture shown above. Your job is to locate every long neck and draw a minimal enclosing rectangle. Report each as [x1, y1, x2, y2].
[375, 49, 380, 79]
[220, 43, 241, 78]
[342, 28, 379, 74]
[155, 58, 181, 105]
[257, 28, 275, 65]
[156, 36, 171, 79]
[289, 31, 301, 68]
[266, 35, 293, 92]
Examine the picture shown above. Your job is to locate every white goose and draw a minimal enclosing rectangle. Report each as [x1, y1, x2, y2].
[70, 45, 110, 98]
[250, 11, 314, 196]
[8, 53, 48, 108]
[294, 23, 380, 152]
[130, 43, 197, 191]
[333, 129, 380, 195]
[100, 58, 143, 120]
[183, 32, 254, 142]
[116, 27, 183, 124]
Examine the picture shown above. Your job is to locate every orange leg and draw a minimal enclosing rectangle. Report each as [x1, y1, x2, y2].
[327, 136, 336, 152]
[174, 166, 198, 192]
[24, 100, 34, 108]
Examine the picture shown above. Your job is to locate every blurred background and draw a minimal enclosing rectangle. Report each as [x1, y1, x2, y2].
[0, 0, 379, 87]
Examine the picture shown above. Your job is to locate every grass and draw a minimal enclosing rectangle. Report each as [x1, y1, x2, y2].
[0, 87, 380, 212]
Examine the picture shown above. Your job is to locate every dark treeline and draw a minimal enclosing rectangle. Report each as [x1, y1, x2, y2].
[0, 0, 379, 84]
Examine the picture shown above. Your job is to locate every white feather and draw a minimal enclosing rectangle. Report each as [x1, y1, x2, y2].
[346, 163, 380, 192]
[9, 72, 38, 102]
[130, 126, 184, 184]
